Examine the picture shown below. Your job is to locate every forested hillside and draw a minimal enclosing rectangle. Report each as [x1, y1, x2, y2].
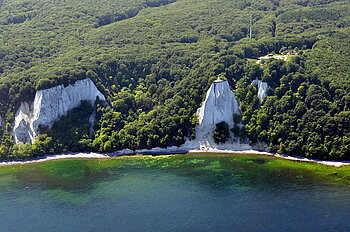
[0, 0, 349, 160]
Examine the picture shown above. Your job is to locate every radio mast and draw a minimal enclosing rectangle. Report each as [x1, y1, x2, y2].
[249, 14, 252, 41]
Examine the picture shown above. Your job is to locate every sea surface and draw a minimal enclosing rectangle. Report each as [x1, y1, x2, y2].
[1, 154, 350, 232]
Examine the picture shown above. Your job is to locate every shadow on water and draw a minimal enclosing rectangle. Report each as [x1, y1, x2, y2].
[12, 159, 125, 193]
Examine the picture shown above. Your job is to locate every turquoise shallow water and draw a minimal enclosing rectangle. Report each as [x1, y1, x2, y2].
[1, 154, 350, 232]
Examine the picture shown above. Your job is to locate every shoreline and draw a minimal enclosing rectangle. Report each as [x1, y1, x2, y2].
[0, 148, 350, 167]
[188, 149, 350, 167]
[0, 153, 110, 166]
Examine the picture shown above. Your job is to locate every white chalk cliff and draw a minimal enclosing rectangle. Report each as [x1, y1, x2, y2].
[252, 79, 268, 101]
[183, 80, 250, 150]
[13, 78, 105, 144]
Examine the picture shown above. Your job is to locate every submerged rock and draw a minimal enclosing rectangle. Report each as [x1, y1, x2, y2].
[183, 80, 250, 150]
[13, 78, 105, 144]
[252, 79, 268, 101]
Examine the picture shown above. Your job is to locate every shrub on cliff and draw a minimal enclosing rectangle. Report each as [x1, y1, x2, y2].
[213, 121, 230, 144]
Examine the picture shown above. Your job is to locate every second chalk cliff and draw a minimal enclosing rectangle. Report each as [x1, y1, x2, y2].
[183, 80, 250, 150]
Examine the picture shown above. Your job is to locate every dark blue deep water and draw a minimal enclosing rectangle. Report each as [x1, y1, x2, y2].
[1, 154, 350, 232]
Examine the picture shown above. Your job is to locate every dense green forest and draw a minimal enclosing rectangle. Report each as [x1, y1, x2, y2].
[0, 0, 349, 160]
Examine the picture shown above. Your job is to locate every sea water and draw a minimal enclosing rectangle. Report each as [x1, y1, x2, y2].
[0, 154, 350, 232]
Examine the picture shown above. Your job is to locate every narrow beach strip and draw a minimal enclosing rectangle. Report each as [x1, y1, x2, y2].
[0, 148, 350, 167]
[0, 153, 109, 166]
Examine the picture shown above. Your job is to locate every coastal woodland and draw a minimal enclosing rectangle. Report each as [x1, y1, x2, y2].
[0, 0, 349, 160]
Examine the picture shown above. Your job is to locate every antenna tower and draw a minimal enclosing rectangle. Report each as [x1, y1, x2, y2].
[249, 14, 252, 41]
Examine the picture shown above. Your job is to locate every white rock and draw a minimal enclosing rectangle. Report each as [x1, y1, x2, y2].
[252, 79, 268, 101]
[183, 80, 250, 150]
[13, 78, 105, 144]
[89, 111, 96, 137]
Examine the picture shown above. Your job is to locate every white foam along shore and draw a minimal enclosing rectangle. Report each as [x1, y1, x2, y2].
[0, 147, 350, 167]
[0, 152, 109, 166]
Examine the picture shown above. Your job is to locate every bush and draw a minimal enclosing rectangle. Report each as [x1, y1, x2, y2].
[213, 121, 230, 144]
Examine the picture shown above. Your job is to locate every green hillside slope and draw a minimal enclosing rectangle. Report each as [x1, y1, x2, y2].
[0, 0, 349, 160]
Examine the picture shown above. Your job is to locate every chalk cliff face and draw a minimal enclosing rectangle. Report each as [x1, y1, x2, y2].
[183, 80, 250, 150]
[13, 78, 105, 144]
[252, 80, 268, 101]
